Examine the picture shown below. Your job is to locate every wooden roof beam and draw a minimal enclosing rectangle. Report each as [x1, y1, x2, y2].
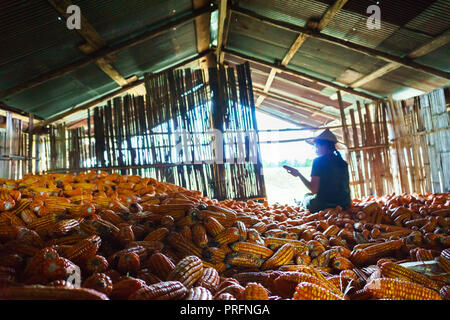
[193, 0, 213, 70]
[230, 5, 450, 81]
[0, 4, 215, 100]
[351, 29, 450, 88]
[216, 0, 229, 64]
[48, 0, 134, 87]
[224, 48, 380, 101]
[256, 0, 348, 107]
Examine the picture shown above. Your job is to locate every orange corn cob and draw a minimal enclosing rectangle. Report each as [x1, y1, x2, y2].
[167, 232, 202, 257]
[47, 218, 83, 237]
[247, 228, 265, 245]
[202, 247, 226, 264]
[350, 239, 404, 266]
[110, 278, 147, 300]
[191, 223, 208, 248]
[340, 269, 358, 280]
[380, 261, 442, 291]
[241, 282, 269, 300]
[311, 249, 339, 267]
[273, 272, 341, 298]
[250, 222, 267, 234]
[203, 216, 225, 236]
[323, 225, 340, 237]
[332, 257, 355, 271]
[10, 198, 32, 215]
[144, 227, 169, 242]
[213, 284, 245, 300]
[295, 254, 311, 265]
[167, 255, 203, 289]
[0, 190, 15, 211]
[0, 211, 25, 227]
[261, 243, 295, 270]
[196, 267, 220, 294]
[235, 220, 247, 241]
[207, 205, 237, 227]
[47, 234, 88, 246]
[230, 241, 274, 258]
[293, 282, 344, 300]
[17, 208, 38, 225]
[130, 281, 187, 300]
[185, 286, 213, 300]
[441, 248, 450, 260]
[143, 253, 176, 281]
[99, 209, 125, 225]
[232, 271, 271, 288]
[264, 237, 309, 255]
[82, 273, 113, 295]
[364, 278, 441, 300]
[0, 285, 109, 300]
[64, 235, 101, 264]
[278, 265, 329, 282]
[211, 227, 240, 246]
[225, 252, 265, 269]
[436, 256, 450, 273]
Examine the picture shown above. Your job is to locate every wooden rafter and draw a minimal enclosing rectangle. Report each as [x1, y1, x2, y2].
[216, 0, 228, 63]
[351, 29, 450, 89]
[0, 5, 215, 100]
[48, 0, 134, 87]
[255, 0, 348, 107]
[231, 5, 450, 81]
[223, 49, 379, 101]
[193, 0, 213, 70]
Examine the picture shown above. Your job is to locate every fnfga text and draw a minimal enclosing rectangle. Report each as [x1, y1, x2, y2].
[179, 304, 270, 317]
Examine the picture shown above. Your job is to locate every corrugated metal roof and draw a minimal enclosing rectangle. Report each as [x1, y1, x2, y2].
[376, 27, 434, 57]
[405, 0, 450, 36]
[4, 63, 118, 119]
[114, 22, 197, 78]
[0, 0, 85, 88]
[414, 43, 450, 72]
[72, 0, 193, 44]
[238, 0, 329, 27]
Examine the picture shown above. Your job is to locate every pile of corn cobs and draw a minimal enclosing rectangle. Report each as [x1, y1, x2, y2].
[0, 172, 448, 300]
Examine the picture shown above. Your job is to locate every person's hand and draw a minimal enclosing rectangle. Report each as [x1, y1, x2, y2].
[283, 165, 300, 177]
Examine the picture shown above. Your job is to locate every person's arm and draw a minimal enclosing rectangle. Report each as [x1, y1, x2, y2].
[284, 165, 320, 194]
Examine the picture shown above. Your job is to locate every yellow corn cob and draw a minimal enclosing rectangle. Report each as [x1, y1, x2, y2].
[214, 292, 236, 300]
[9, 199, 32, 215]
[273, 272, 342, 298]
[185, 286, 213, 300]
[235, 220, 247, 241]
[225, 252, 265, 269]
[191, 223, 208, 248]
[211, 227, 240, 246]
[278, 265, 329, 282]
[350, 239, 404, 266]
[364, 278, 441, 300]
[250, 222, 267, 234]
[247, 228, 264, 245]
[167, 232, 202, 257]
[293, 282, 344, 300]
[380, 261, 442, 291]
[202, 247, 226, 264]
[144, 227, 169, 242]
[129, 281, 187, 300]
[203, 216, 225, 236]
[261, 243, 295, 270]
[0, 211, 25, 227]
[0, 225, 20, 241]
[230, 241, 274, 258]
[206, 205, 237, 227]
[99, 210, 125, 225]
[241, 282, 269, 300]
[17, 208, 38, 225]
[264, 237, 309, 255]
[167, 255, 204, 289]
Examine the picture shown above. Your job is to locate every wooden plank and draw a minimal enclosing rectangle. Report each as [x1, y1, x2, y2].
[193, 0, 211, 69]
[27, 113, 33, 173]
[216, 0, 228, 63]
[0, 5, 215, 100]
[281, 34, 309, 66]
[231, 5, 450, 80]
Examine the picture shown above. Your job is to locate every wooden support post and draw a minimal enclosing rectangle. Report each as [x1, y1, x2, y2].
[27, 113, 34, 174]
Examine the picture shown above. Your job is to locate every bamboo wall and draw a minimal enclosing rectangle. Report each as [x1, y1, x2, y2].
[43, 63, 266, 201]
[345, 87, 449, 198]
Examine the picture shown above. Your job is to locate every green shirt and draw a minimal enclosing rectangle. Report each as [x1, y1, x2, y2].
[310, 153, 351, 208]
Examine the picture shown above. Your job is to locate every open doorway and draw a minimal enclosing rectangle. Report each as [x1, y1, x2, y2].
[256, 111, 316, 205]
